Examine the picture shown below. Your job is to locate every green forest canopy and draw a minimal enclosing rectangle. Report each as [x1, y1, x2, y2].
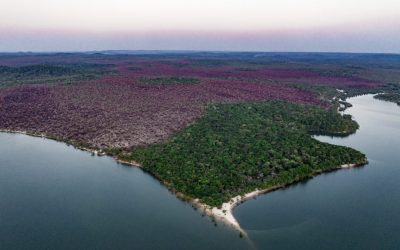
[124, 101, 366, 207]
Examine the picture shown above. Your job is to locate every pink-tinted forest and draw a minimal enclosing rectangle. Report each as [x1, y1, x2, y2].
[0, 52, 397, 149]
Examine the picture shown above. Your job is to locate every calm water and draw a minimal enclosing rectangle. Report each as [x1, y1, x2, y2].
[0, 135, 249, 249]
[1, 95, 399, 250]
[235, 95, 400, 249]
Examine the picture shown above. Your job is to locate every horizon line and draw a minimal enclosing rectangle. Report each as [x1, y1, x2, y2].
[0, 50, 399, 56]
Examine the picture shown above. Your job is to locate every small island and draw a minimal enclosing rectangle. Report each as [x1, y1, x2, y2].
[374, 93, 400, 106]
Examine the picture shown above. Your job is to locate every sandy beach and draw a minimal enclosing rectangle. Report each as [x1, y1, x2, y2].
[194, 162, 365, 233]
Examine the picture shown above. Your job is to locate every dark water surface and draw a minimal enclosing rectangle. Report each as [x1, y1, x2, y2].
[235, 95, 400, 249]
[1, 94, 399, 249]
[0, 135, 248, 249]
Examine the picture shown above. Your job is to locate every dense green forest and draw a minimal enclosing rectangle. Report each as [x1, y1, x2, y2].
[374, 93, 400, 106]
[140, 76, 200, 85]
[368, 83, 400, 106]
[123, 101, 366, 207]
[0, 63, 113, 88]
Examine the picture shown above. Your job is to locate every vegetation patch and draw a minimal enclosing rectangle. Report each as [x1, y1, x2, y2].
[124, 101, 366, 207]
[140, 76, 200, 85]
[374, 93, 400, 105]
[127, 66, 143, 71]
[0, 63, 113, 88]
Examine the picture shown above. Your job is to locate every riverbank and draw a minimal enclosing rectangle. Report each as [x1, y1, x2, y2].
[0, 98, 368, 235]
[0, 129, 142, 166]
[193, 160, 367, 233]
[374, 93, 400, 106]
[0, 128, 367, 233]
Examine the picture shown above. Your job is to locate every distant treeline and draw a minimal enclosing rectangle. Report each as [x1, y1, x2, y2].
[0, 63, 114, 88]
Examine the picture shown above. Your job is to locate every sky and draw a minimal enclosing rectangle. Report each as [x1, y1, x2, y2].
[0, 0, 399, 53]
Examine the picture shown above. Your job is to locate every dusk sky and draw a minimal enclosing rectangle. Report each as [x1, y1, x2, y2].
[0, 0, 399, 53]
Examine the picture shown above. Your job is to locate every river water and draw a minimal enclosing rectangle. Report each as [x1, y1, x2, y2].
[0, 135, 248, 249]
[1, 94, 399, 249]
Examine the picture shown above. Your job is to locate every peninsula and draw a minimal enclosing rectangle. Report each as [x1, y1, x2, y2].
[1, 52, 398, 230]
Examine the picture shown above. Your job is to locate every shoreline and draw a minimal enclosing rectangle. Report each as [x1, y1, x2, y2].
[191, 161, 366, 233]
[0, 129, 367, 234]
[0, 129, 142, 166]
